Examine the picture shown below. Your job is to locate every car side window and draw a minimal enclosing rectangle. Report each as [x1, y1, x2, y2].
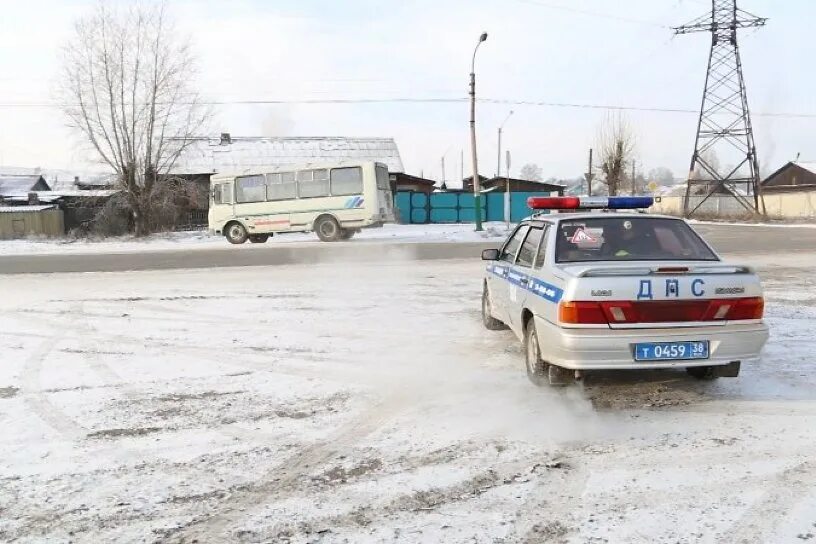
[516, 227, 543, 268]
[500, 225, 529, 263]
[534, 225, 550, 268]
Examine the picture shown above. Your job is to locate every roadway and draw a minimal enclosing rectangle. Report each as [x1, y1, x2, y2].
[0, 223, 814, 274]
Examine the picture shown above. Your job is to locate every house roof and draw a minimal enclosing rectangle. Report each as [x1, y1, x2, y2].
[0, 175, 49, 195]
[763, 161, 816, 184]
[0, 205, 56, 213]
[171, 136, 405, 175]
[393, 172, 436, 186]
[1, 190, 118, 203]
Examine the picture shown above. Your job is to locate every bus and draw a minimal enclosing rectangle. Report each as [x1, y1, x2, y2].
[208, 160, 395, 243]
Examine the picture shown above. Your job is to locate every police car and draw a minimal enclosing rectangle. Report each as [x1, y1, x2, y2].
[481, 196, 769, 386]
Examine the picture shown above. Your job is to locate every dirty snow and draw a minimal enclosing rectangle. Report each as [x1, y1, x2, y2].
[0, 223, 511, 256]
[1, 257, 815, 543]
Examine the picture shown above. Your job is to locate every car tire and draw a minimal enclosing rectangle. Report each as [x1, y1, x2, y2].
[525, 319, 573, 386]
[340, 228, 355, 240]
[524, 320, 551, 386]
[482, 286, 507, 331]
[249, 234, 269, 244]
[315, 216, 342, 242]
[225, 222, 248, 245]
[686, 366, 717, 380]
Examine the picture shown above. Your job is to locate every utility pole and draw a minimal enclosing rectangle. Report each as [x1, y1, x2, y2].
[584, 148, 595, 196]
[497, 110, 513, 178]
[674, 0, 767, 218]
[469, 32, 488, 231]
[459, 149, 464, 188]
[505, 150, 512, 229]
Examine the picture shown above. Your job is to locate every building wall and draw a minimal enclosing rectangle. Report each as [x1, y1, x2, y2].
[764, 164, 816, 189]
[653, 192, 816, 220]
[0, 209, 65, 239]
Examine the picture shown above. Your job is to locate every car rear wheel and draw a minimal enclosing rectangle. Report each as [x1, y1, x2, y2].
[315, 216, 342, 242]
[482, 286, 507, 331]
[525, 320, 573, 386]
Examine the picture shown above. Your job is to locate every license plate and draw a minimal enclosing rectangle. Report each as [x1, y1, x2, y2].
[633, 341, 709, 362]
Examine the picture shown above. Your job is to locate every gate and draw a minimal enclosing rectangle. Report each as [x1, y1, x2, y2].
[394, 191, 557, 224]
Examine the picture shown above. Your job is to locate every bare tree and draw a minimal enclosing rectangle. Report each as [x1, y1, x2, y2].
[59, 2, 210, 236]
[597, 113, 636, 196]
[519, 163, 543, 181]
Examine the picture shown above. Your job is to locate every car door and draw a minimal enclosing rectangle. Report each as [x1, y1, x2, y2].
[489, 224, 529, 325]
[508, 225, 546, 335]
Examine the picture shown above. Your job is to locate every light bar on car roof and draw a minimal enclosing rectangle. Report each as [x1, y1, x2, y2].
[527, 196, 654, 210]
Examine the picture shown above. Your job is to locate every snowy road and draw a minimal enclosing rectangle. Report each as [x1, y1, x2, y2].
[1, 255, 816, 543]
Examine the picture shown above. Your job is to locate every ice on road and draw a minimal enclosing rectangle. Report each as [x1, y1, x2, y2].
[1, 257, 815, 543]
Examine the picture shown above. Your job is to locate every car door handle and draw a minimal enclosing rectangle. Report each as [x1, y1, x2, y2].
[519, 278, 529, 285]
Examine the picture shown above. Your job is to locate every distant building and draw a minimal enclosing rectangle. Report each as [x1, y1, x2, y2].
[0, 175, 50, 196]
[462, 175, 565, 195]
[762, 161, 816, 193]
[391, 172, 436, 194]
[171, 134, 404, 177]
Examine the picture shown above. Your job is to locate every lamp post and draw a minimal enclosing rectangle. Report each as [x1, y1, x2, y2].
[496, 110, 513, 177]
[469, 32, 488, 231]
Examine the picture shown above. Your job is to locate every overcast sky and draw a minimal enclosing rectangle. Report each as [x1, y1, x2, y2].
[0, 0, 814, 183]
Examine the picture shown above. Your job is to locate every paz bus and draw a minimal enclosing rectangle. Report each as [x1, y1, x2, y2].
[208, 160, 395, 243]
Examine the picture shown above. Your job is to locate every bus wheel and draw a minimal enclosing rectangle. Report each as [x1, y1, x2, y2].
[340, 229, 355, 240]
[225, 222, 248, 244]
[249, 234, 269, 244]
[315, 216, 342, 242]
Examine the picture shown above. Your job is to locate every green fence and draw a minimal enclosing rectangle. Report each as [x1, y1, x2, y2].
[395, 191, 556, 224]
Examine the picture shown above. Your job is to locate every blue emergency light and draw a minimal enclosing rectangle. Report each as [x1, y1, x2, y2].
[527, 196, 655, 210]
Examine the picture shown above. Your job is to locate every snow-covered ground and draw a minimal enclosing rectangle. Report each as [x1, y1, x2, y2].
[0, 223, 511, 256]
[1, 257, 815, 543]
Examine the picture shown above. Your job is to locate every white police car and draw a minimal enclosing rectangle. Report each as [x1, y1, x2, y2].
[481, 196, 769, 386]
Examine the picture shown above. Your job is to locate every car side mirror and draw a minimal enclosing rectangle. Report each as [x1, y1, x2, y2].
[481, 248, 500, 261]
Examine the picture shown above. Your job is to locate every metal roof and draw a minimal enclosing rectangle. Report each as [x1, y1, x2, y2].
[0, 175, 48, 195]
[171, 136, 405, 175]
[0, 205, 56, 213]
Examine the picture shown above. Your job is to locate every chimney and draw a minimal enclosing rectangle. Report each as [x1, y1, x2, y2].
[28, 192, 39, 205]
[220, 132, 232, 145]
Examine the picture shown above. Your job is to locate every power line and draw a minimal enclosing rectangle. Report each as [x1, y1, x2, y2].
[509, 0, 671, 28]
[0, 97, 814, 119]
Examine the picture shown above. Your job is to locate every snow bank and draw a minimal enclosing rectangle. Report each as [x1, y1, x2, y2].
[0, 223, 511, 256]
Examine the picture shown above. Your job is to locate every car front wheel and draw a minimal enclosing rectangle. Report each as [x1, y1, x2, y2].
[482, 286, 507, 331]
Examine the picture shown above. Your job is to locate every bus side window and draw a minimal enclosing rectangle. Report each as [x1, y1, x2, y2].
[212, 185, 222, 205]
[298, 169, 330, 198]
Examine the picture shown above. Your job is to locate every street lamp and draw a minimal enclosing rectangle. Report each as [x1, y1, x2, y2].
[469, 31, 488, 231]
[496, 110, 513, 177]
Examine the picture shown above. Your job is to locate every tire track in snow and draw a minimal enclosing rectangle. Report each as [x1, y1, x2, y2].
[19, 324, 85, 439]
[172, 391, 415, 543]
[722, 457, 816, 544]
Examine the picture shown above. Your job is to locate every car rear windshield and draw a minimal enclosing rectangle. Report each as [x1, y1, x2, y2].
[555, 217, 719, 263]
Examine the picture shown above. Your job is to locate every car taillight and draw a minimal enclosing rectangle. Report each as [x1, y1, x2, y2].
[728, 297, 764, 320]
[558, 301, 607, 324]
[558, 297, 764, 325]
